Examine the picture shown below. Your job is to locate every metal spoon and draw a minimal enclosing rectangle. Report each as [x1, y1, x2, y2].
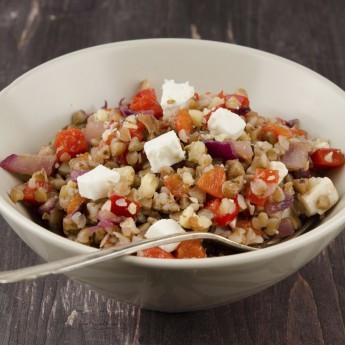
[0, 217, 316, 284]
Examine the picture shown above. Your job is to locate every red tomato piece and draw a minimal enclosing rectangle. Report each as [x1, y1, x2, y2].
[310, 148, 345, 169]
[196, 166, 226, 198]
[247, 168, 279, 206]
[23, 181, 51, 205]
[54, 128, 88, 162]
[142, 247, 175, 259]
[254, 168, 279, 184]
[175, 240, 206, 258]
[129, 121, 145, 141]
[109, 195, 141, 217]
[205, 198, 239, 226]
[129, 88, 163, 119]
[174, 109, 194, 136]
[247, 187, 267, 206]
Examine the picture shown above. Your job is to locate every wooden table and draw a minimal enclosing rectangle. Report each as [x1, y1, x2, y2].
[1, 0, 344, 344]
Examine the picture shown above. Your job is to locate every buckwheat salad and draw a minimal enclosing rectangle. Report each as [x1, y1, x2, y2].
[1, 79, 344, 258]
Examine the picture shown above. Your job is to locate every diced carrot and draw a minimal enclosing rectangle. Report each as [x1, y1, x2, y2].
[290, 127, 307, 137]
[142, 247, 175, 259]
[174, 109, 194, 136]
[67, 194, 87, 214]
[175, 240, 206, 258]
[197, 166, 225, 198]
[163, 174, 189, 199]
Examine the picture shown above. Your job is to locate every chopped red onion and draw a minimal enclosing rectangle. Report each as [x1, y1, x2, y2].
[84, 119, 105, 143]
[96, 209, 122, 224]
[101, 100, 108, 109]
[98, 219, 115, 228]
[230, 140, 253, 162]
[292, 169, 312, 179]
[277, 218, 294, 238]
[204, 140, 238, 160]
[0, 154, 56, 176]
[38, 196, 58, 214]
[119, 98, 134, 117]
[281, 142, 310, 171]
[86, 225, 101, 233]
[265, 193, 294, 216]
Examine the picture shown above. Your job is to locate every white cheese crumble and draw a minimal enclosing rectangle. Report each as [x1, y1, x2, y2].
[77, 165, 120, 200]
[207, 107, 246, 140]
[300, 177, 339, 216]
[160, 80, 195, 116]
[145, 219, 186, 252]
[144, 130, 185, 173]
[269, 161, 289, 184]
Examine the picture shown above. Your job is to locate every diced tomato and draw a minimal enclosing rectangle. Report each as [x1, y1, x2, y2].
[175, 240, 206, 258]
[67, 194, 87, 215]
[23, 181, 51, 205]
[174, 109, 194, 136]
[260, 124, 293, 139]
[205, 198, 239, 226]
[109, 195, 141, 217]
[142, 247, 175, 259]
[163, 174, 189, 199]
[54, 128, 88, 162]
[129, 88, 163, 119]
[254, 168, 279, 184]
[129, 121, 145, 141]
[247, 168, 279, 206]
[197, 166, 226, 198]
[193, 92, 200, 101]
[310, 148, 345, 169]
[224, 94, 250, 107]
[247, 187, 267, 206]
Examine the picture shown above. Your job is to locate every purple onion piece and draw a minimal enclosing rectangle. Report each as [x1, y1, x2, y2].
[96, 209, 122, 224]
[286, 119, 298, 128]
[231, 106, 251, 116]
[86, 225, 101, 233]
[98, 219, 116, 228]
[281, 142, 310, 171]
[265, 193, 294, 216]
[292, 168, 312, 179]
[38, 196, 58, 215]
[71, 170, 88, 182]
[119, 98, 134, 117]
[204, 140, 238, 160]
[0, 154, 56, 176]
[277, 218, 295, 238]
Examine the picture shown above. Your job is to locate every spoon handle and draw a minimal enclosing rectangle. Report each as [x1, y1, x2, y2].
[0, 232, 257, 283]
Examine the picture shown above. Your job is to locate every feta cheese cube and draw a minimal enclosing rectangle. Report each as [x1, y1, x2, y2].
[144, 130, 185, 173]
[208, 108, 246, 140]
[300, 177, 339, 216]
[77, 165, 120, 200]
[160, 80, 195, 116]
[269, 161, 288, 183]
[145, 219, 186, 252]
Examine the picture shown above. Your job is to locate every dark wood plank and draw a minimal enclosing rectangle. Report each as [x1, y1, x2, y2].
[0, 0, 344, 344]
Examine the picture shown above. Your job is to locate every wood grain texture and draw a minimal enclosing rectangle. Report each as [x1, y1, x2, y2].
[0, 0, 344, 344]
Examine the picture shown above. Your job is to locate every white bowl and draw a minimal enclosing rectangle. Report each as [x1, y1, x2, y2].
[0, 39, 345, 312]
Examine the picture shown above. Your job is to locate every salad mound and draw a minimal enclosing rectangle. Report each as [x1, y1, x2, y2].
[1, 79, 344, 259]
